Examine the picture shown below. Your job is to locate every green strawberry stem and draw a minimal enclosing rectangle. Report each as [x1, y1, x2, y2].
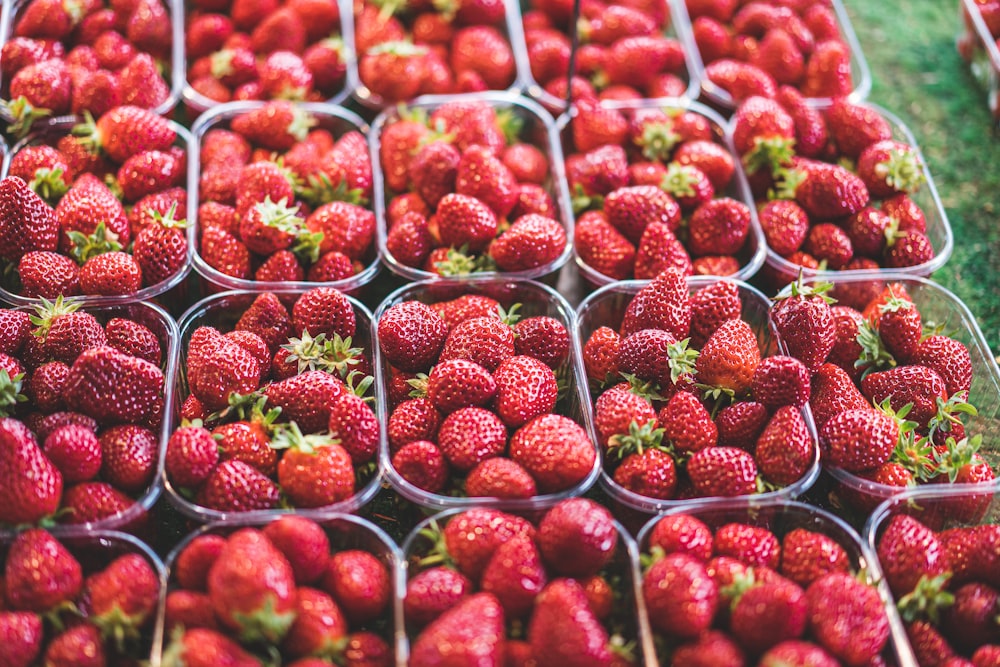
[2, 96, 53, 140]
[743, 136, 796, 177]
[932, 433, 985, 483]
[855, 319, 896, 376]
[607, 418, 666, 460]
[280, 331, 363, 379]
[0, 369, 28, 417]
[897, 573, 955, 625]
[66, 221, 123, 265]
[638, 121, 681, 162]
[878, 147, 925, 194]
[926, 393, 978, 445]
[432, 246, 480, 277]
[30, 294, 81, 341]
[29, 167, 69, 204]
[269, 421, 336, 454]
[297, 172, 366, 207]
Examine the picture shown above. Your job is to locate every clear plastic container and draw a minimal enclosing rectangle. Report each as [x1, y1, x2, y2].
[350, 0, 529, 111]
[558, 98, 767, 288]
[400, 505, 653, 667]
[0, 0, 185, 120]
[163, 288, 383, 523]
[575, 276, 822, 514]
[153, 513, 404, 667]
[958, 0, 1000, 123]
[369, 91, 574, 285]
[373, 277, 602, 511]
[0, 117, 195, 308]
[0, 300, 178, 537]
[754, 102, 953, 291]
[188, 101, 381, 296]
[806, 273, 1000, 516]
[181, 0, 358, 116]
[692, 0, 872, 111]
[638, 498, 917, 667]
[520, 0, 702, 113]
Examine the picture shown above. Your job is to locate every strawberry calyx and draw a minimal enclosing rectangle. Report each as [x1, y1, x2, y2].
[897, 572, 955, 625]
[407, 373, 430, 398]
[607, 418, 667, 460]
[29, 294, 81, 341]
[637, 121, 681, 162]
[876, 146, 925, 195]
[1, 96, 53, 140]
[855, 319, 896, 375]
[70, 111, 104, 156]
[206, 391, 277, 429]
[0, 368, 28, 417]
[432, 246, 481, 276]
[367, 39, 429, 58]
[270, 420, 336, 455]
[297, 171, 367, 207]
[66, 221, 123, 264]
[932, 433, 985, 483]
[926, 392, 978, 445]
[571, 183, 605, 214]
[773, 274, 836, 304]
[743, 136, 796, 178]
[149, 202, 189, 231]
[495, 108, 524, 147]
[416, 519, 457, 569]
[665, 338, 699, 386]
[608, 635, 638, 665]
[496, 302, 522, 327]
[890, 430, 936, 482]
[768, 166, 806, 201]
[41, 599, 82, 634]
[345, 369, 375, 401]
[208, 49, 241, 79]
[255, 196, 303, 234]
[720, 568, 759, 611]
[659, 163, 699, 199]
[370, 0, 406, 19]
[92, 602, 145, 654]
[229, 592, 298, 645]
[639, 545, 666, 571]
[619, 372, 665, 403]
[28, 167, 69, 204]
[292, 228, 326, 264]
[279, 330, 363, 379]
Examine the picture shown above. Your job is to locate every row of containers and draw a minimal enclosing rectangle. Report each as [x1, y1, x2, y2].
[0, 268, 998, 663]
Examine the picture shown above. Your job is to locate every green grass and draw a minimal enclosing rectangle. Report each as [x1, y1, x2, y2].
[843, 0, 1000, 358]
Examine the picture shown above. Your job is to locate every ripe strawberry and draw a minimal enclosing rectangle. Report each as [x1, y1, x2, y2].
[231, 100, 318, 152]
[197, 459, 280, 512]
[714, 522, 781, 569]
[538, 498, 616, 578]
[770, 278, 836, 373]
[161, 627, 262, 667]
[528, 578, 613, 665]
[465, 457, 538, 499]
[174, 534, 227, 591]
[260, 515, 331, 587]
[687, 445, 759, 497]
[876, 513, 949, 598]
[704, 58, 778, 102]
[643, 552, 718, 638]
[594, 383, 657, 448]
[43, 623, 105, 667]
[791, 160, 870, 220]
[513, 316, 569, 368]
[861, 364, 948, 428]
[857, 139, 925, 198]
[281, 587, 347, 660]
[572, 99, 628, 152]
[490, 214, 567, 272]
[165, 425, 219, 488]
[435, 406, 506, 472]
[404, 566, 472, 628]
[76, 105, 177, 164]
[43, 423, 101, 482]
[604, 184, 682, 245]
[450, 25, 516, 89]
[885, 229, 935, 268]
[912, 335, 973, 396]
[779, 528, 850, 588]
[359, 41, 428, 103]
[377, 301, 448, 373]
[391, 440, 449, 492]
[494, 355, 558, 427]
[632, 220, 692, 279]
[808, 363, 870, 429]
[276, 427, 356, 507]
[658, 391, 717, 454]
[620, 267, 691, 339]
[440, 508, 536, 581]
[755, 405, 814, 486]
[321, 549, 390, 625]
[60, 480, 136, 524]
[104, 317, 161, 366]
[801, 39, 853, 99]
[688, 197, 752, 257]
[4, 528, 81, 612]
[78, 250, 144, 295]
[0, 611, 43, 667]
[409, 593, 505, 667]
[731, 95, 796, 157]
[0, 418, 63, 524]
[820, 407, 900, 472]
[62, 344, 161, 424]
[0, 176, 60, 262]
[509, 413, 597, 493]
[98, 424, 156, 492]
[730, 576, 808, 655]
[825, 99, 892, 160]
[695, 318, 761, 395]
[207, 527, 297, 643]
[573, 211, 636, 280]
[806, 572, 890, 665]
[85, 552, 159, 640]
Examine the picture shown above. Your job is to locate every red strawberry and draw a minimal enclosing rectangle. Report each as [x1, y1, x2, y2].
[0, 176, 60, 262]
[884, 229, 935, 268]
[174, 534, 226, 591]
[528, 578, 613, 665]
[43, 623, 105, 667]
[714, 522, 781, 568]
[875, 513, 948, 597]
[805, 572, 890, 665]
[509, 413, 597, 493]
[435, 192, 499, 253]
[572, 99, 628, 152]
[770, 278, 836, 373]
[404, 566, 472, 628]
[808, 362, 869, 429]
[425, 359, 497, 413]
[4, 528, 81, 612]
[594, 383, 657, 448]
[186, 326, 263, 411]
[672, 631, 748, 666]
[0, 418, 63, 524]
[573, 211, 636, 280]
[78, 251, 144, 296]
[0, 611, 43, 667]
[377, 301, 448, 373]
[604, 185, 681, 245]
[85, 552, 159, 639]
[77, 105, 177, 163]
[480, 537, 547, 618]
[230, 100, 317, 152]
[825, 99, 891, 160]
[658, 391, 717, 454]
[729, 576, 808, 655]
[643, 552, 718, 638]
[538, 498, 617, 578]
[857, 139, 925, 198]
[801, 40, 853, 99]
[466, 457, 538, 499]
[792, 160, 870, 221]
[439, 314, 515, 372]
[197, 459, 280, 512]
[803, 222, 854, 269]
[820, 407, 900, 472]
[731, 95, 796, 157]
[758, 199, 809, 257]
[98, 424, 157, 491]
[755, 405, 814, 486]
[688, 446, 759, 497]
[490, 214, 567, 272]
[275, 427, 355, 507]
[751, 355, 810, 409]
[493, 355, 558, 428]
[694, 318, 761, 395]
[60, 480, 136, 525]
[620, 267, 691, 339]
[358, 41, 428, 104]
[912, 335, 973, 396]
[688, 197, 751, 257]
[450, 25, 516, 89]
[716, 400, 770, 451]
[391, 440, 449, 493]
[435, 406, 505, 472]
[104, 317, 161, 366]
[513, 316, 569, 369]
[281, 587, 347, 660]
[165, 425, 219, 488]
[633, 220, 693, 279]
[440, 508, 536, 581]
[779, 528, 850, 588]
[409, 593, 505, 667]
[321, 549, 390, 625]
[704, 58, 778, 103]
[43, 423, 101, 482]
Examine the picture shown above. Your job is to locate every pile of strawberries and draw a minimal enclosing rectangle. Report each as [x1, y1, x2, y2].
[0, 299, 167, 528]
[162, 515, 394, 666]
[0, 0, 174, 137]
[378, 285, 598, 501]
[164, 287, 380, 514]
[641, 510, 893, 664]
[185, 0, 347, 107]
[874, 510, 1000, 666]
[687, 0, 857, 105]
[353, 0, 517, 106]
[0, 105, 189, 300]
[376, 97, 569, 278]
[405, 498, 642, 665]
[732, 94, 939, 283]
[195, 100, 375, 286]
[582, 269, 817, 503]
[522, 0, 689, 106]
[0, 528, 161, 666]
[772, 278, 991, 512]
[567, 101, 757, 282]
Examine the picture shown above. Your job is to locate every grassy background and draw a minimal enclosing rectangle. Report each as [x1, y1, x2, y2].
[842, 0, 1000, 358]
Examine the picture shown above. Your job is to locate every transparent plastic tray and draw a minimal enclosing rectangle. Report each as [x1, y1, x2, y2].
[575, 276, 821, 514]
[164, 288, 383, 522]
[401, 505, 653, 666]
[691, 0, 872, 110]
[0, 117, 195, 308]
[806, 273, 1000, 515]
[638, 498, 917, 667]
[752, 102, 953, 290]
[520, 0, 701, 113]
[181, 0, 358, 115]
[153, 513, 403, 667]
[188, 101, 381, 296]
[558, 98, 767, 288]
[959, 0, 1000, 123]
[369, 91, 573, 285]
[350, 0, 529, 110]
[373, 277, 602, 511]
[0, 299, 178, 537]
[0, 0, 185, 119]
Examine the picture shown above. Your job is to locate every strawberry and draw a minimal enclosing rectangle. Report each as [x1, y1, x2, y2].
[0, 176, 60, 262]
[104, 317, 161, 366]
[321, 549, 390, 625]
[643, 552, 718, 638]
[85, 552, 159, 641]
[791, 160, 870, 220]
[770, 278, 836, 373]
[857, 139, 925, 198]
[703, 58, 778, 102]
[633, 219, 693, 279]
[672, 631, 748, 666]
[647, 514, 714, 562]
[729, 576, 807, 655]
[424, 359, 497, 413]
[695, 318, 761, 396]
[466, 457, 538, 499]
[75, 105, 177, 164]
[731, 95, 796, 157]
[861, 365, 948, 428]
[820, 406, 901, 472]
[604, 184, 681, 245]
[687, 445, 759, 497]
[808, 363, 869, 429]
[884, 229, 935, 268]
[844, 206, 892, 259]
[912, 335, 973, 396]
[161, 627, 263, 667]
[594, 383, 657, 448]
[98, 424, 156, 492]
[435, 192, 499, 253]
[513, 316, 570, 368]
[0, 418, 63, 524]
[509, 413, 597, 493]
[528, 578, 613, 665]
[752, 354, 810, 409]
[409, 593, 505, 667]
[405, 565, 473, 628]
[197, 459, 280, 512]
[207, 527, 297, 643]
[688, 197, 752, 256]
[439, 314, 515, 372]
[358, 41, 428, 103]
[275, 426, 356, 507]
[291, 286, 356, 340]
[477, 537, 547, 619]
[281, 587, 347, 660]
[755, 405, 813, 486]
[387, 398, 441, 452]
[43, 623, 105, 667]
[802, 222, 854, 269]
[538, 498, 616, 578]
[187, 326, 263, 411]
[779, 527, 850, 588]
[391, 440, 449, 492]
[4, 528, 81, 612]
[490, 213, 567, 272]
[716, 400, 769, 451]
[573, 211, 636, 280]
[493, 355, 558, 427]
[572, 99, 628, 152]
[825, 99, 892, 160]
[60, 480, 136, 524]
[876, 513, 949, 598]
[175, 534, 227, 591]
[43, 423, 101, 482]
[230, 100, 318, 152]
[620, 267, 691, 339]
[435, 406, 506, 472]
[165, 425, 219, 488]
[0, 611, 43, 667]
[714, 522, 781, 569]
[450, 25, 516, 89]
[805, 572, 890, 665]
[658, 391, 717, 454]
[801, 40, 853, 99]
[377, 301, 448, 373]
[78, 251, 144, 295]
